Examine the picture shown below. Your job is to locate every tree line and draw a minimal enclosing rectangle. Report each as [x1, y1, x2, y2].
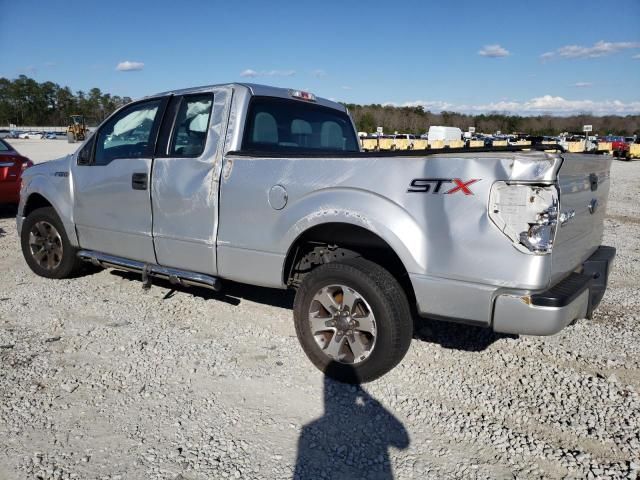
[346, 104, 639, 137]
[1, 76, 638, 135]
[0, 75, 132, 127]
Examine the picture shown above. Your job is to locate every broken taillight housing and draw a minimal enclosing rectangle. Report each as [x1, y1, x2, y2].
[489, 182, 559, 254]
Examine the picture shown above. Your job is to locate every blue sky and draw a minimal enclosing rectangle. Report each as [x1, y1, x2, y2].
[1, 0, 639, 115]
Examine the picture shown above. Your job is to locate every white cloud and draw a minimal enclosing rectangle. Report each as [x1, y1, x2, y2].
[633, 54, 640, 59]
[385, 100, 456, 111]
[312, 69, 327, 78]
[478, 44, 510, 57]
[240, 69, 296, 78]
[268, 69, 296, 77]
[384, 95, 640, 116]
[341, 86, 352, 90]
[116, 61, 144, 71]
[571, 82, 593, 88]
[541, 40, 640, 60]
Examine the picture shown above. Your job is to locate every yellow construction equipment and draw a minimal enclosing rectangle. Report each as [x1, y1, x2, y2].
[67, 115, 89, 143]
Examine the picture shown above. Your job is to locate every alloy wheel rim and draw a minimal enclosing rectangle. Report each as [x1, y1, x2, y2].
[29, 221, 63, 270]
[308, 284, 377, 364]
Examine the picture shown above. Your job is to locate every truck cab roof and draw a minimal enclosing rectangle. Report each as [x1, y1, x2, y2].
[145, 83, 348, 114]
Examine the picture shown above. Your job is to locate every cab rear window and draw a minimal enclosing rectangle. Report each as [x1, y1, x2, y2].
[242, 97, 359, 153]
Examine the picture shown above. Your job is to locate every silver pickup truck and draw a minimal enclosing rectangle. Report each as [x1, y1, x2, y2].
[17, 83, 615, 383]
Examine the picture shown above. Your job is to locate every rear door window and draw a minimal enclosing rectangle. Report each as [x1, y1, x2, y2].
[169, 94, 213, 157]
[242, 97, 359, 153]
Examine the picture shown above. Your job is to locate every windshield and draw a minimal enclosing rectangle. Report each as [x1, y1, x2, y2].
[242, 97, 359, 153]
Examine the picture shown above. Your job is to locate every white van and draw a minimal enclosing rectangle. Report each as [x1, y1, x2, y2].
[427, 126, 462, 143]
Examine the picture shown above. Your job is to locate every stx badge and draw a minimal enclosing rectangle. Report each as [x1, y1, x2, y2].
[408, 178, 480, 195]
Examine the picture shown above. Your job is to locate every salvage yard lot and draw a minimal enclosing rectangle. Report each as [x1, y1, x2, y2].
[1, 140, 639, 479]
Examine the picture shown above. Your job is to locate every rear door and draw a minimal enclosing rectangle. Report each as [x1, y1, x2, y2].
[150, 91, 220, 275]
[71, 97, 167, 263]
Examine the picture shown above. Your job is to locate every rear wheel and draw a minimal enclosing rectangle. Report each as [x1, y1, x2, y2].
[21, 207, 83, 279]
[293, 258, 413, 383]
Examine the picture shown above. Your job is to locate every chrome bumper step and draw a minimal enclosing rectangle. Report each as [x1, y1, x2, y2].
[77, 250, 221, 291]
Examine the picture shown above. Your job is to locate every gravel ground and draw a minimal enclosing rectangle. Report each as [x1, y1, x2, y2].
[1, 140, 639, 480]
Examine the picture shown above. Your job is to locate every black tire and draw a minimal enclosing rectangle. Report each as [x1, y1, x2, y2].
[293, 258, 413, 384]
[21, 207, 83, 279]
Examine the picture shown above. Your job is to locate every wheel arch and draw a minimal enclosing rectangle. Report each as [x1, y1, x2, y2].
[282, 221, 417, 305]
[23, 192, 53, 217]
[20, 174, 78, 247]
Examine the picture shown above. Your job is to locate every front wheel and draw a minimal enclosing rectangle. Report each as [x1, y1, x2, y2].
[293, 258, 413, 383]
[21, 207, 83, 279]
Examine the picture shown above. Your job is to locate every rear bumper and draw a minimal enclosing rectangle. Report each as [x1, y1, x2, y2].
[493, 246, 616, 335]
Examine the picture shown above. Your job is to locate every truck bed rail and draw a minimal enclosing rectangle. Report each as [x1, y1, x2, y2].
[228, 144, 580, 158]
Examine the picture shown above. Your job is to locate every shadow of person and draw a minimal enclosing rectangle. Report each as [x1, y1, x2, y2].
[293, 362, 409, 480]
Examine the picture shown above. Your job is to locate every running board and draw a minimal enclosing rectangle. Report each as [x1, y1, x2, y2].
[77, 250, 222, 291]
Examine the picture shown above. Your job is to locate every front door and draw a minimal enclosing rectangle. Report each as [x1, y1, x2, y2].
[71, 97, 167, 263]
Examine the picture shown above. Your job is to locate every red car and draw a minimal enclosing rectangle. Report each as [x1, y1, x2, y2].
[0, 138, 34, 204]
[604, 136, 630, 160]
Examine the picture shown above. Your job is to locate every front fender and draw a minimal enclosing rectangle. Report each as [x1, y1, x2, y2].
[19, 164, 77, 246]
[277, 187, 428, 275]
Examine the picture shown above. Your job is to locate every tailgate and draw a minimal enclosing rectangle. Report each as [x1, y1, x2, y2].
[551, 153, 612, 284]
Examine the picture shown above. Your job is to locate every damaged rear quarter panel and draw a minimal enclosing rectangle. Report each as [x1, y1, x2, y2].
[216, 151, 557, 291]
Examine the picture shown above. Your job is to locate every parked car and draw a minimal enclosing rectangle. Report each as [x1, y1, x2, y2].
[0, 129, 12, 139]
[394, 134, 418, 149]
[16, 83, 615, 383]
[469, 135, 493, 147]
[18, 131, 43, 139]
[0, 138, 34, 204]
[603, 136, 630, 160]
[42, 131, 66, 140]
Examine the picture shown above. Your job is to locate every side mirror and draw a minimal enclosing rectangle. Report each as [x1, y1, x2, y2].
[77, 137, 94, 165]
